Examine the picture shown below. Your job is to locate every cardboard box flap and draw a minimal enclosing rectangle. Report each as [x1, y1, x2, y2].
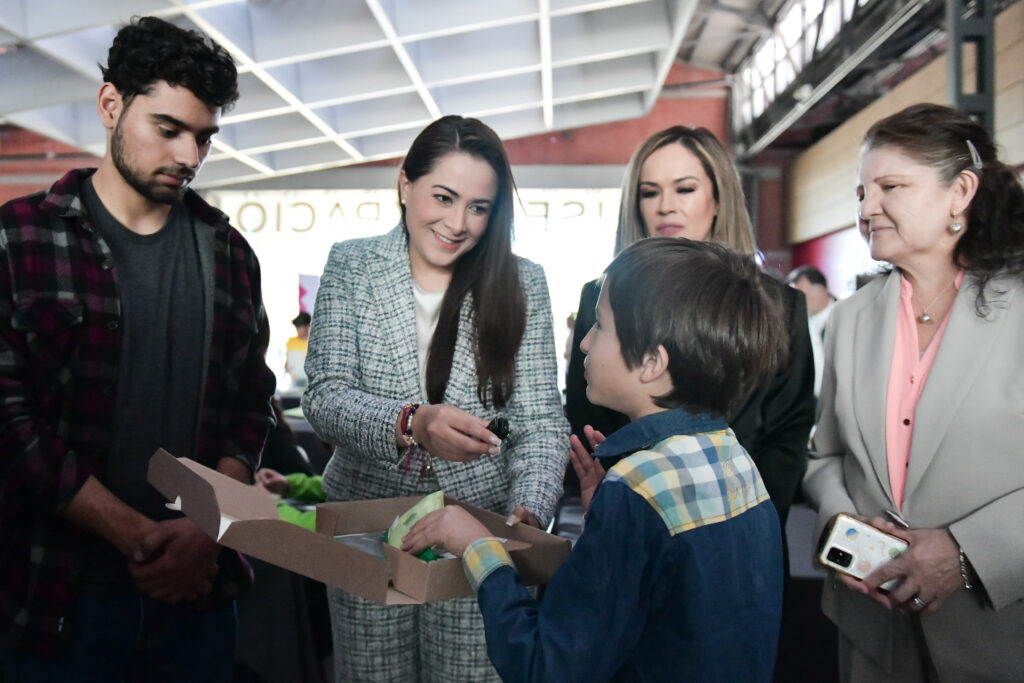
[318, 497, 402, 536]
[149, 454, 571, 605]
[147, 449, 278, 540]
[147, 451, 421, 604]
[217, 518, 399, 603]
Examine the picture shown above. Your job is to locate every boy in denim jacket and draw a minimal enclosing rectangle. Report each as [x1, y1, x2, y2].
[405, 237, 787, 682]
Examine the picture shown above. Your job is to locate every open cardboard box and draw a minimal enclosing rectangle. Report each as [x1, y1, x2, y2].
[147, 449, 571, 604]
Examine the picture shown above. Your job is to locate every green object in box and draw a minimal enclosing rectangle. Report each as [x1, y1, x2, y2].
[384, 490, 444, 562]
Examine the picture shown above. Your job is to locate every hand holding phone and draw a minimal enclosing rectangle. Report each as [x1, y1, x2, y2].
[486, 416, 510, 442]
[819, 513, 908, 591]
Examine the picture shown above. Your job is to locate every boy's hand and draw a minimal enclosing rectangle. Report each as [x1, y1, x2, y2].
[402, 505, 491, 557]
[581, 424, 607, 453]
[255, 468, 289, 495]
[569, 426, 607, 513]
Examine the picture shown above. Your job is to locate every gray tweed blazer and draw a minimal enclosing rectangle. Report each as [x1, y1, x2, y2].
[302, 225, 569, 525]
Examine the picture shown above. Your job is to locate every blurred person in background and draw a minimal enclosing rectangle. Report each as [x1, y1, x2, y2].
[285, 311, 311, 390]
[786, 264, 836, 399]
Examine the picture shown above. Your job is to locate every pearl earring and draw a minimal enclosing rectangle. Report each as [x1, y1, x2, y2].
[949, 219, 964, 235]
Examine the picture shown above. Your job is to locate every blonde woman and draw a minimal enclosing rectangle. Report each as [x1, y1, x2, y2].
[566, 126, 815, 532]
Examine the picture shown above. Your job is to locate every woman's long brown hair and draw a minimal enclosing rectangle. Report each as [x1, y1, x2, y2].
[399, 115, 525, 408]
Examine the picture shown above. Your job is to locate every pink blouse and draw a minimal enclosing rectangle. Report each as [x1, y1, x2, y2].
[885, 271, 964, 509]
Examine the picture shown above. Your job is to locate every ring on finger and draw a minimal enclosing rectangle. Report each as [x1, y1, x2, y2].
[912, 597, 927, 609]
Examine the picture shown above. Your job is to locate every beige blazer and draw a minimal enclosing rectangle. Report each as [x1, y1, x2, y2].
[804, 270, 1024, 680]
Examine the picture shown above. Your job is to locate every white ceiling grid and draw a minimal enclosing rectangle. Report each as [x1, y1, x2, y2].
[0, 0, 696, 188]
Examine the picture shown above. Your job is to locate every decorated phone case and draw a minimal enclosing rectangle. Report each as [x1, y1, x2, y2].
[819, 513, 908, 590]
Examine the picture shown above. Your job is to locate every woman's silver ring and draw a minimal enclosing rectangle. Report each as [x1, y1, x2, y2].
[912, 597, 927, 609]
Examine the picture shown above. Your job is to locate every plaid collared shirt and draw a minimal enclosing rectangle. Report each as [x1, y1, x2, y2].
[0, 169, 276, 654]
[462, 409, 784, 682]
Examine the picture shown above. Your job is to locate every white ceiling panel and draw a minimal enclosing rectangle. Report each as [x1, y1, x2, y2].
[227, 73, 294, 120]
[266, 141, 358, 172]
[410, 22, 541, 85]
[276, 48, 412, 104]
[245, 0, 385, 63]
[553, 53, 657, 101]
[0, 47, 99, 114]
[479, 108, 549, 141]
[553, 92, 646, 130]
[194, 156, 270, 185]
[550, 2, 671, 64]
[320, 92, 432, 136]
[0, 26, 20, 47]
[385, 0, 537, 39]
[222, 111, 326, 151]
[433, 73, 543, 116]
[0, 0, 695, 188]
[349, 126, 421, 159]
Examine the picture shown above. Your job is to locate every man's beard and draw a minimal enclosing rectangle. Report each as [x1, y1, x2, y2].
[111, 118, 194, 205]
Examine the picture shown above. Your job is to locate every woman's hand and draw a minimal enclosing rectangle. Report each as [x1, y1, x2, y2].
[506, 505, 541, 528]
[402, 505, 492, 557]
[833, 516, 964, 615]
[569, 425, 607, 513]
[411, 404, 502, 462]
[860, 523, 963, 614]
[255, 468, 289, 495]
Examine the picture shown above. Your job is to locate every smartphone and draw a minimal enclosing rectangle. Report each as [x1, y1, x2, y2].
[486, 416, 510, 442]
[819, 513, 908, 591]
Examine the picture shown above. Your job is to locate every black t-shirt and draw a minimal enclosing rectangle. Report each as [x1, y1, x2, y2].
[81, 177, 205, 585]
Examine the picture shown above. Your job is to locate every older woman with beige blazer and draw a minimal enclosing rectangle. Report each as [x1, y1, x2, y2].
[804, 103, 1024, 681]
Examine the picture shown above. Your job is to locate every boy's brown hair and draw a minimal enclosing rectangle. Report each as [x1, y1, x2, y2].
[603, 237, 786, 417]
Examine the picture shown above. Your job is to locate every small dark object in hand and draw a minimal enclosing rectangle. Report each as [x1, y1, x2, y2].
[486, 416, 510, 441]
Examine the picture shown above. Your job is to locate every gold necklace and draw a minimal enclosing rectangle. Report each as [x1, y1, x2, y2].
[914, 275, 957, 324]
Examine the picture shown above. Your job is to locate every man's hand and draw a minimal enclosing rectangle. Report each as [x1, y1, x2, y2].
[128, 518, 221, 603]
[217, 456, 253, 484]
[401, 505, 492, 557]
[569, 425, 607, 513]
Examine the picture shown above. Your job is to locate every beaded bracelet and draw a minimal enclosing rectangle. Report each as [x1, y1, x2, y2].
[399, 403, 420, 448]
[958, 547, 974, 590]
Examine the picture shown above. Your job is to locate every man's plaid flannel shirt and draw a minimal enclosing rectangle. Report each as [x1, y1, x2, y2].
[0, 169, 276, 654]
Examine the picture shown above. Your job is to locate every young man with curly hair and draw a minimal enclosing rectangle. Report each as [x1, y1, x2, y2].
[0, 16, 276, 680]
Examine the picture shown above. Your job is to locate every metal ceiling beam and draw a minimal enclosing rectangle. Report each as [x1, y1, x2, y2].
[733, 0, 938, 159]
[539, 0, 554, 129]
[644, 0, 701, 111]
[364, 0, 441, 121]
[3, 0, 693, 187]
[946, 0, 995, 131]
[702, 1, 772, 28]
[179, 7, 338, 174]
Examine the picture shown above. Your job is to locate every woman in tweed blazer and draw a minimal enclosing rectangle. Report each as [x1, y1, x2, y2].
[302, 116, 569, 682]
